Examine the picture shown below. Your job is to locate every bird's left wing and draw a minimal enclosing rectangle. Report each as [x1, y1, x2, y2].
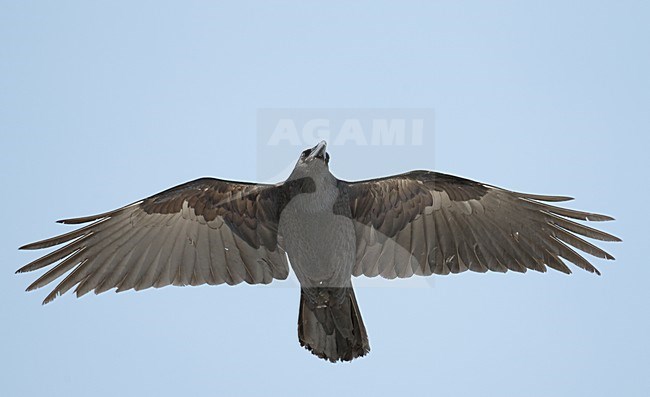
[342, 171, 620, 279]
[18, 177, 310, 304]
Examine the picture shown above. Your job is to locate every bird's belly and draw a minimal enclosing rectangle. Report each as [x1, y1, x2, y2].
[279, 210, 356, 288]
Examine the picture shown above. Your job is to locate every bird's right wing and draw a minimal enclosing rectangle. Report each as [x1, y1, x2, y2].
[343, 171, 620, 279]
[18, 177, 313, 304]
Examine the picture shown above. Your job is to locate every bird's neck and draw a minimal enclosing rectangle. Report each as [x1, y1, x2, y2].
[287, 172, 339, 213]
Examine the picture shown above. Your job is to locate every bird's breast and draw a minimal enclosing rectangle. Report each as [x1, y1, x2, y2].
[278, 200, 356, 288]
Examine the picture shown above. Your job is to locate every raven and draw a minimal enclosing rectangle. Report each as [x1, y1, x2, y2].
[18, 141, 619, 362]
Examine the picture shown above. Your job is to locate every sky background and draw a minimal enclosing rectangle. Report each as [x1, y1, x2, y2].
[1, 1, 648, 396]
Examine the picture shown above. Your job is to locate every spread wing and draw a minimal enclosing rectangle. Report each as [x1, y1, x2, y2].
[18, 178, 301, 304]
[344, 171, 620, 279]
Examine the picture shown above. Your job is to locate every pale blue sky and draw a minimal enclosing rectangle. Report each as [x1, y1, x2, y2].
[1, 1, 648, 396]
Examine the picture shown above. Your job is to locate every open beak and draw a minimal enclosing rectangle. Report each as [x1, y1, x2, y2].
[306, 140, 327, 162]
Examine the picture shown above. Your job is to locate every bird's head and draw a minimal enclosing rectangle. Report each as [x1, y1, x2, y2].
[288, 140, 332, 182]
[297, 140, 330, 167]
[300, 140, 330, 164]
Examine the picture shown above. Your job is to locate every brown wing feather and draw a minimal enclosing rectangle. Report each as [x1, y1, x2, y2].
[345, 171, 620, 278]
[17, 178, 303, 304]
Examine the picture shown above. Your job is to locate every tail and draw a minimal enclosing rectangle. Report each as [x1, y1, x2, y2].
[298, 287, 370, 362]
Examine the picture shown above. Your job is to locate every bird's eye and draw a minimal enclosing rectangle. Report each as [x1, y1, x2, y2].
[325, 153, 330, 163]
[301, 149, 311, 158]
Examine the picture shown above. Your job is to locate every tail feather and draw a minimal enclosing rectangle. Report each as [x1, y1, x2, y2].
[298, 287, 370, 362]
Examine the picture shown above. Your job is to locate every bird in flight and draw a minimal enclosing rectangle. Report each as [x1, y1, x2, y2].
[18, 141, 620, 362]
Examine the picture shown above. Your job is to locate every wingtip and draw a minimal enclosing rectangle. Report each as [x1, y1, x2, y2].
[550, 196, 574, 202]
[16, 263, 36, 274]
[42, 292, 58, 305]
[517, 193, 575, 202]
[19, 242, 48, 251]
[56, 216, 96, 225]
[18, 242, 38, 250]
[587, 214, 615, 222]
[57, 218, 83, 224]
